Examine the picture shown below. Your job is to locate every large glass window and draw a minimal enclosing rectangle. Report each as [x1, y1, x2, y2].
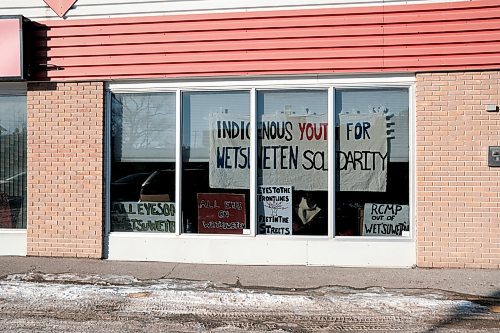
[257, 90, 328, 236]
[0, 94, 27, 229]
[108, 84, 411, 240]
[110, 93, 176, 233]
[335, 88, 409, 237]
[182, 91, 250, 234]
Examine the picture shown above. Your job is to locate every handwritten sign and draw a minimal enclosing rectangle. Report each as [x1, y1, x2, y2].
[110, 201, 175, 232]
[363, 203, 409, 236]
[257, 186, 292, 235]
[209, 113, 327, 191]
[197, 193, 246, 234]
[338, 113, 388, 192]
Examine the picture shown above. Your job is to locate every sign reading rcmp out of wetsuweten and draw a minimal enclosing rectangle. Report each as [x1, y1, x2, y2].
[363, 203, 409, 236]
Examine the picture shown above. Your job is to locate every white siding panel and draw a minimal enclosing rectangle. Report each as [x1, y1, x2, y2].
[0, 0, 466, 21]
[0, 1, 57, 20]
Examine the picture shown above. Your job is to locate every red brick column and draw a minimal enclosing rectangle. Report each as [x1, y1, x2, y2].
[416, 71, 500, 268]
[27, 82, 104, 258]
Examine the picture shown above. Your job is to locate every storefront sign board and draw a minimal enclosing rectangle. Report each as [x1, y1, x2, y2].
[0, 18, 23, 79]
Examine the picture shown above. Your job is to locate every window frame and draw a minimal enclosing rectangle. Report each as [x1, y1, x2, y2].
[105, 75, 415, 243]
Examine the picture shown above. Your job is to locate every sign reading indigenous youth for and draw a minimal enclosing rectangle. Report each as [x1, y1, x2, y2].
[338, 113, 388, 192]
[257, 185, 292, 235]
[197, 193, 246, 234]
[209, 113, 327, 191]
[111, 201, 175, 232]
[363, 203, 409, 236]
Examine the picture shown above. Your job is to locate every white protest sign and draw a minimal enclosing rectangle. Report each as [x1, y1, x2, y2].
[110, 201, 175, 232]
[257, 185, 293, 235]
[209, 113, 327, 191]
[363, 203, 409, 236]
[338, 113, 388, 192]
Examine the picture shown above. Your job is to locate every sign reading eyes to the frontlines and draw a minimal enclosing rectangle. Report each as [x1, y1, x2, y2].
[338, 113, 388, 192]
[209, 113, 328, 191]
[257, 185, 293, 235]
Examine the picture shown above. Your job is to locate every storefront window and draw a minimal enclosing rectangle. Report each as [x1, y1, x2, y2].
[257, 90, 328, 236]
[108, 83, 412, 240]
[335, 88, 409, 237]
[110, 93, 176, 233]
[182, 91, 250, 234]
[0, 94, 27, 229]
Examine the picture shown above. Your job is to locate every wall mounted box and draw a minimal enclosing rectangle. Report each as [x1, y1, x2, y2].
[488, 146, 500, 167]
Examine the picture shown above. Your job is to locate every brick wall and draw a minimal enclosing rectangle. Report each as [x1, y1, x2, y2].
[416, 71, 500, 268]
[27, 82, 104, 258]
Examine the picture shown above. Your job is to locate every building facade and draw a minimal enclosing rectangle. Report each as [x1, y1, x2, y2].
[0, 0, 499, 268]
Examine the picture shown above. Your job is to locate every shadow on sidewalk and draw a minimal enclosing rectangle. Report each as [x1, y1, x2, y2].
[424, 290, 500, 332]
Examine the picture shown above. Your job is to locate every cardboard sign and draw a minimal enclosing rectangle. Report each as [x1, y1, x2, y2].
[197, 193, 246, 234]
[209, 113, 327, 191]
[257, 186, 292, 235]
[110, 201, 175, 232]
[338, 113, 388, 192]
[363, 203, 409, 236]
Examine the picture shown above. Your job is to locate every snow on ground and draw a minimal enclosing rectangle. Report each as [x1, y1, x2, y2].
[1, 272, 486, 317]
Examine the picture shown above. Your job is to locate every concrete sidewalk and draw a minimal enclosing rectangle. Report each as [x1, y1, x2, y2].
[0, 256, 499, 297]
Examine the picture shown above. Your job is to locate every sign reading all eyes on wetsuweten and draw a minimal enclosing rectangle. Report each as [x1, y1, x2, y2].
[209, 113, 327, 191]
[110, 201, 175, 232]
[197, 193, 246, 234]
[338, 113, 388, 192]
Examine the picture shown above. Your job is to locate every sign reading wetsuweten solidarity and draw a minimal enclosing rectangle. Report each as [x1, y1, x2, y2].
[209, 113, 328, 191]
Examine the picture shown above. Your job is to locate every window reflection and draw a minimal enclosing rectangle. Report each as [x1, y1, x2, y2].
[256, 90, 329, 236]
[110, 93, 176, 233]
[0, 95, 27, 229]
[335, 89, 410, 237]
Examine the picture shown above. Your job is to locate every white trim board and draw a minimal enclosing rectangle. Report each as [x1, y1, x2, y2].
[0, 230, 27, 256]
[107, 74, 416, 92]
[108, 233, 415, 267]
